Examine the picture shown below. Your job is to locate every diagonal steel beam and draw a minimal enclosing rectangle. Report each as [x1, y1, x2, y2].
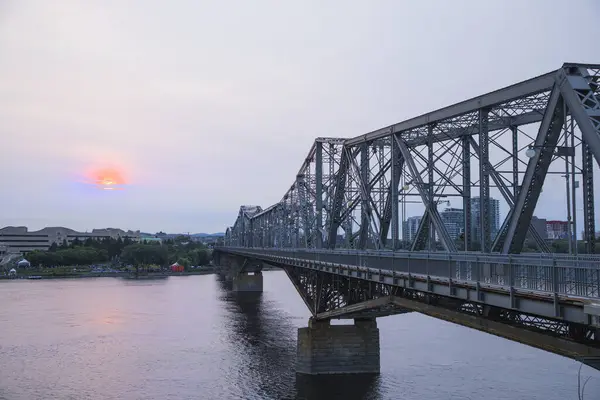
[500, 85, 565, 254]
[582, 141, 596, 253]
[411, 211, 430, 251]
[394, 135, 457, 251]
[557, 66, 600, 167]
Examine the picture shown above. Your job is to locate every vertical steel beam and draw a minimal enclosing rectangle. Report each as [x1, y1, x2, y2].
[248, 218, 253, 248]
[479, 108, 491, 252]
[511, 126, 519, 198]
[358, 143, 370, 249]
[428, 125, 435, 250]
[315, 142, 323, 249]
[462, 135, 471, 251]
[570, 118, 577, 254]
[563, 107, 573, 254]
[582, 140, 596, 253]
[390, 134, 401, 250]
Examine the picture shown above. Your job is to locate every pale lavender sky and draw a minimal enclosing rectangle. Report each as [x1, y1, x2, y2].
[1, 0, 599, 234]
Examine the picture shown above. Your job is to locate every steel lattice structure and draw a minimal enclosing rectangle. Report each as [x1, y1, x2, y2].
[225, 63, 600, 255]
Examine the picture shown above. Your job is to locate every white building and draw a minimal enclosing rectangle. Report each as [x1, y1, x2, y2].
[0, 226, 141, 254]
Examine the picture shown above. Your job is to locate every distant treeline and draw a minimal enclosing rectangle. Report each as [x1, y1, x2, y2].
[25, 236, 211, 268]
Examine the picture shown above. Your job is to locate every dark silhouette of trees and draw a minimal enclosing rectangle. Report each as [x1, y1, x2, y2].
[24, 236, 213, 270]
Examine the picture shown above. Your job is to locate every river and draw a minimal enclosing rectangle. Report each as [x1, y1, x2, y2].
[0, 271, 598, 399]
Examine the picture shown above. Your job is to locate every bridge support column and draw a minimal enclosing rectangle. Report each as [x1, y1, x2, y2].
[232, 272, 263, 292]
[296, 318, 380, 375]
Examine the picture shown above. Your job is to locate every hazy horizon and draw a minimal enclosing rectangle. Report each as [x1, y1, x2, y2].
[1, 0, 599, 233]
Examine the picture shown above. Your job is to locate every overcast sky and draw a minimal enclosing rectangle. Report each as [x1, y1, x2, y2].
[1, 0, 599, 234]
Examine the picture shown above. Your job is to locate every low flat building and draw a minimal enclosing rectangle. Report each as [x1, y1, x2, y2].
[0, 226, 141, 254]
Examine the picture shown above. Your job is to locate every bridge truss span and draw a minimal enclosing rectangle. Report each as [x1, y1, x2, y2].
[225, 63, 600, 255]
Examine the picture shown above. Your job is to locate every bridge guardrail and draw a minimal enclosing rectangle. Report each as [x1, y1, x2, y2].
[217, 246, 600, 299]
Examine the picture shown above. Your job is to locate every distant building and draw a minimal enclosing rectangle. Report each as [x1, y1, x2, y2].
[529, 216, 548, 240]
[440, 208, 464, 240]
[470, 197, 500, 242]
[0, 226, 141, 254]
[402, 216, 422, 242]
[546, 220, 570, 240]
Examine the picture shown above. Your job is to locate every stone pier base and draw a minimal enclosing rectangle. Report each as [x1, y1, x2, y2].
[296, 318, 380, 375]
[232, 272, 263, 292]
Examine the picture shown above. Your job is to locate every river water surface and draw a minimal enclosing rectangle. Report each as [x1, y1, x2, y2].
[1, 272, 599, 399]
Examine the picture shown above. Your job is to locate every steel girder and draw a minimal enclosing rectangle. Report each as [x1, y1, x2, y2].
[280, 263, 399, 316]
[264, 257, 600, 353]
[225, 63, 600, 255]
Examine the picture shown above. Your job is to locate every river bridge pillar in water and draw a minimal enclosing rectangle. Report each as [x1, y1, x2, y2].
[296, 318, 380, 375]
[232, 271, 263, 292]
[215, 252, 263, 292]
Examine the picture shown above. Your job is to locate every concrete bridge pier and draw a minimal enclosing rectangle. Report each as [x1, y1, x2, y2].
[232, 271, 263, 292]
[296, 318, 380, 375]
[213, 252, 263, 292]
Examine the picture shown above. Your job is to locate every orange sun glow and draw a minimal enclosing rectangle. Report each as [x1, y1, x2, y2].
[82, 167, 128, 190]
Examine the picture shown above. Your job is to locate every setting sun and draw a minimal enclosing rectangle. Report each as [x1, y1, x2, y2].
[76, 166, 129, 190]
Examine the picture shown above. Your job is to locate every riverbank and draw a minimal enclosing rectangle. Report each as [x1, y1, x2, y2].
[0, 268, 218, 280]
[1, 265, 281, 280]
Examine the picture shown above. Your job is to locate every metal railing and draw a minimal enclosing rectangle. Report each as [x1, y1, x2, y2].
[219, 246, 600, 299]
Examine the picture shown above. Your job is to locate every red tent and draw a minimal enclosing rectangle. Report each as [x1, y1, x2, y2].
[170, 262, 184, 272]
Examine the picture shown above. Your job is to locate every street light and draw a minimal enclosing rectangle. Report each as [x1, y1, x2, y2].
[525, 145, 575, 158]
[525, 147, 537, 158]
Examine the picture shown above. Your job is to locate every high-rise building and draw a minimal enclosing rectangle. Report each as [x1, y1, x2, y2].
[440, 208, 464, 240]
[470, 197, 500, 243]
[402, 216, 422, 242]
[403, 197, 501, 246]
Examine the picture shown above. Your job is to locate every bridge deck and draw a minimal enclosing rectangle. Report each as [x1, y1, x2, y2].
[220, 247, 600, 326]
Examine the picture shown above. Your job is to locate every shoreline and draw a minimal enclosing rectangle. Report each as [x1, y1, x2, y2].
[1, 269, 217, 280]
[1, 266, 281, 280]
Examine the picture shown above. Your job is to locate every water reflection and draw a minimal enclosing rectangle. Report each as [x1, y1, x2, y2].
[215, 274, 383, 400]
[295, 374, 382, 400]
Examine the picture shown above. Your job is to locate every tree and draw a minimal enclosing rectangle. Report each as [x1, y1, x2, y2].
[121, 243, 168, 276]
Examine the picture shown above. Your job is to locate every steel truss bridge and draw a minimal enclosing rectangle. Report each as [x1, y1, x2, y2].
[216, 63, 600, 368]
